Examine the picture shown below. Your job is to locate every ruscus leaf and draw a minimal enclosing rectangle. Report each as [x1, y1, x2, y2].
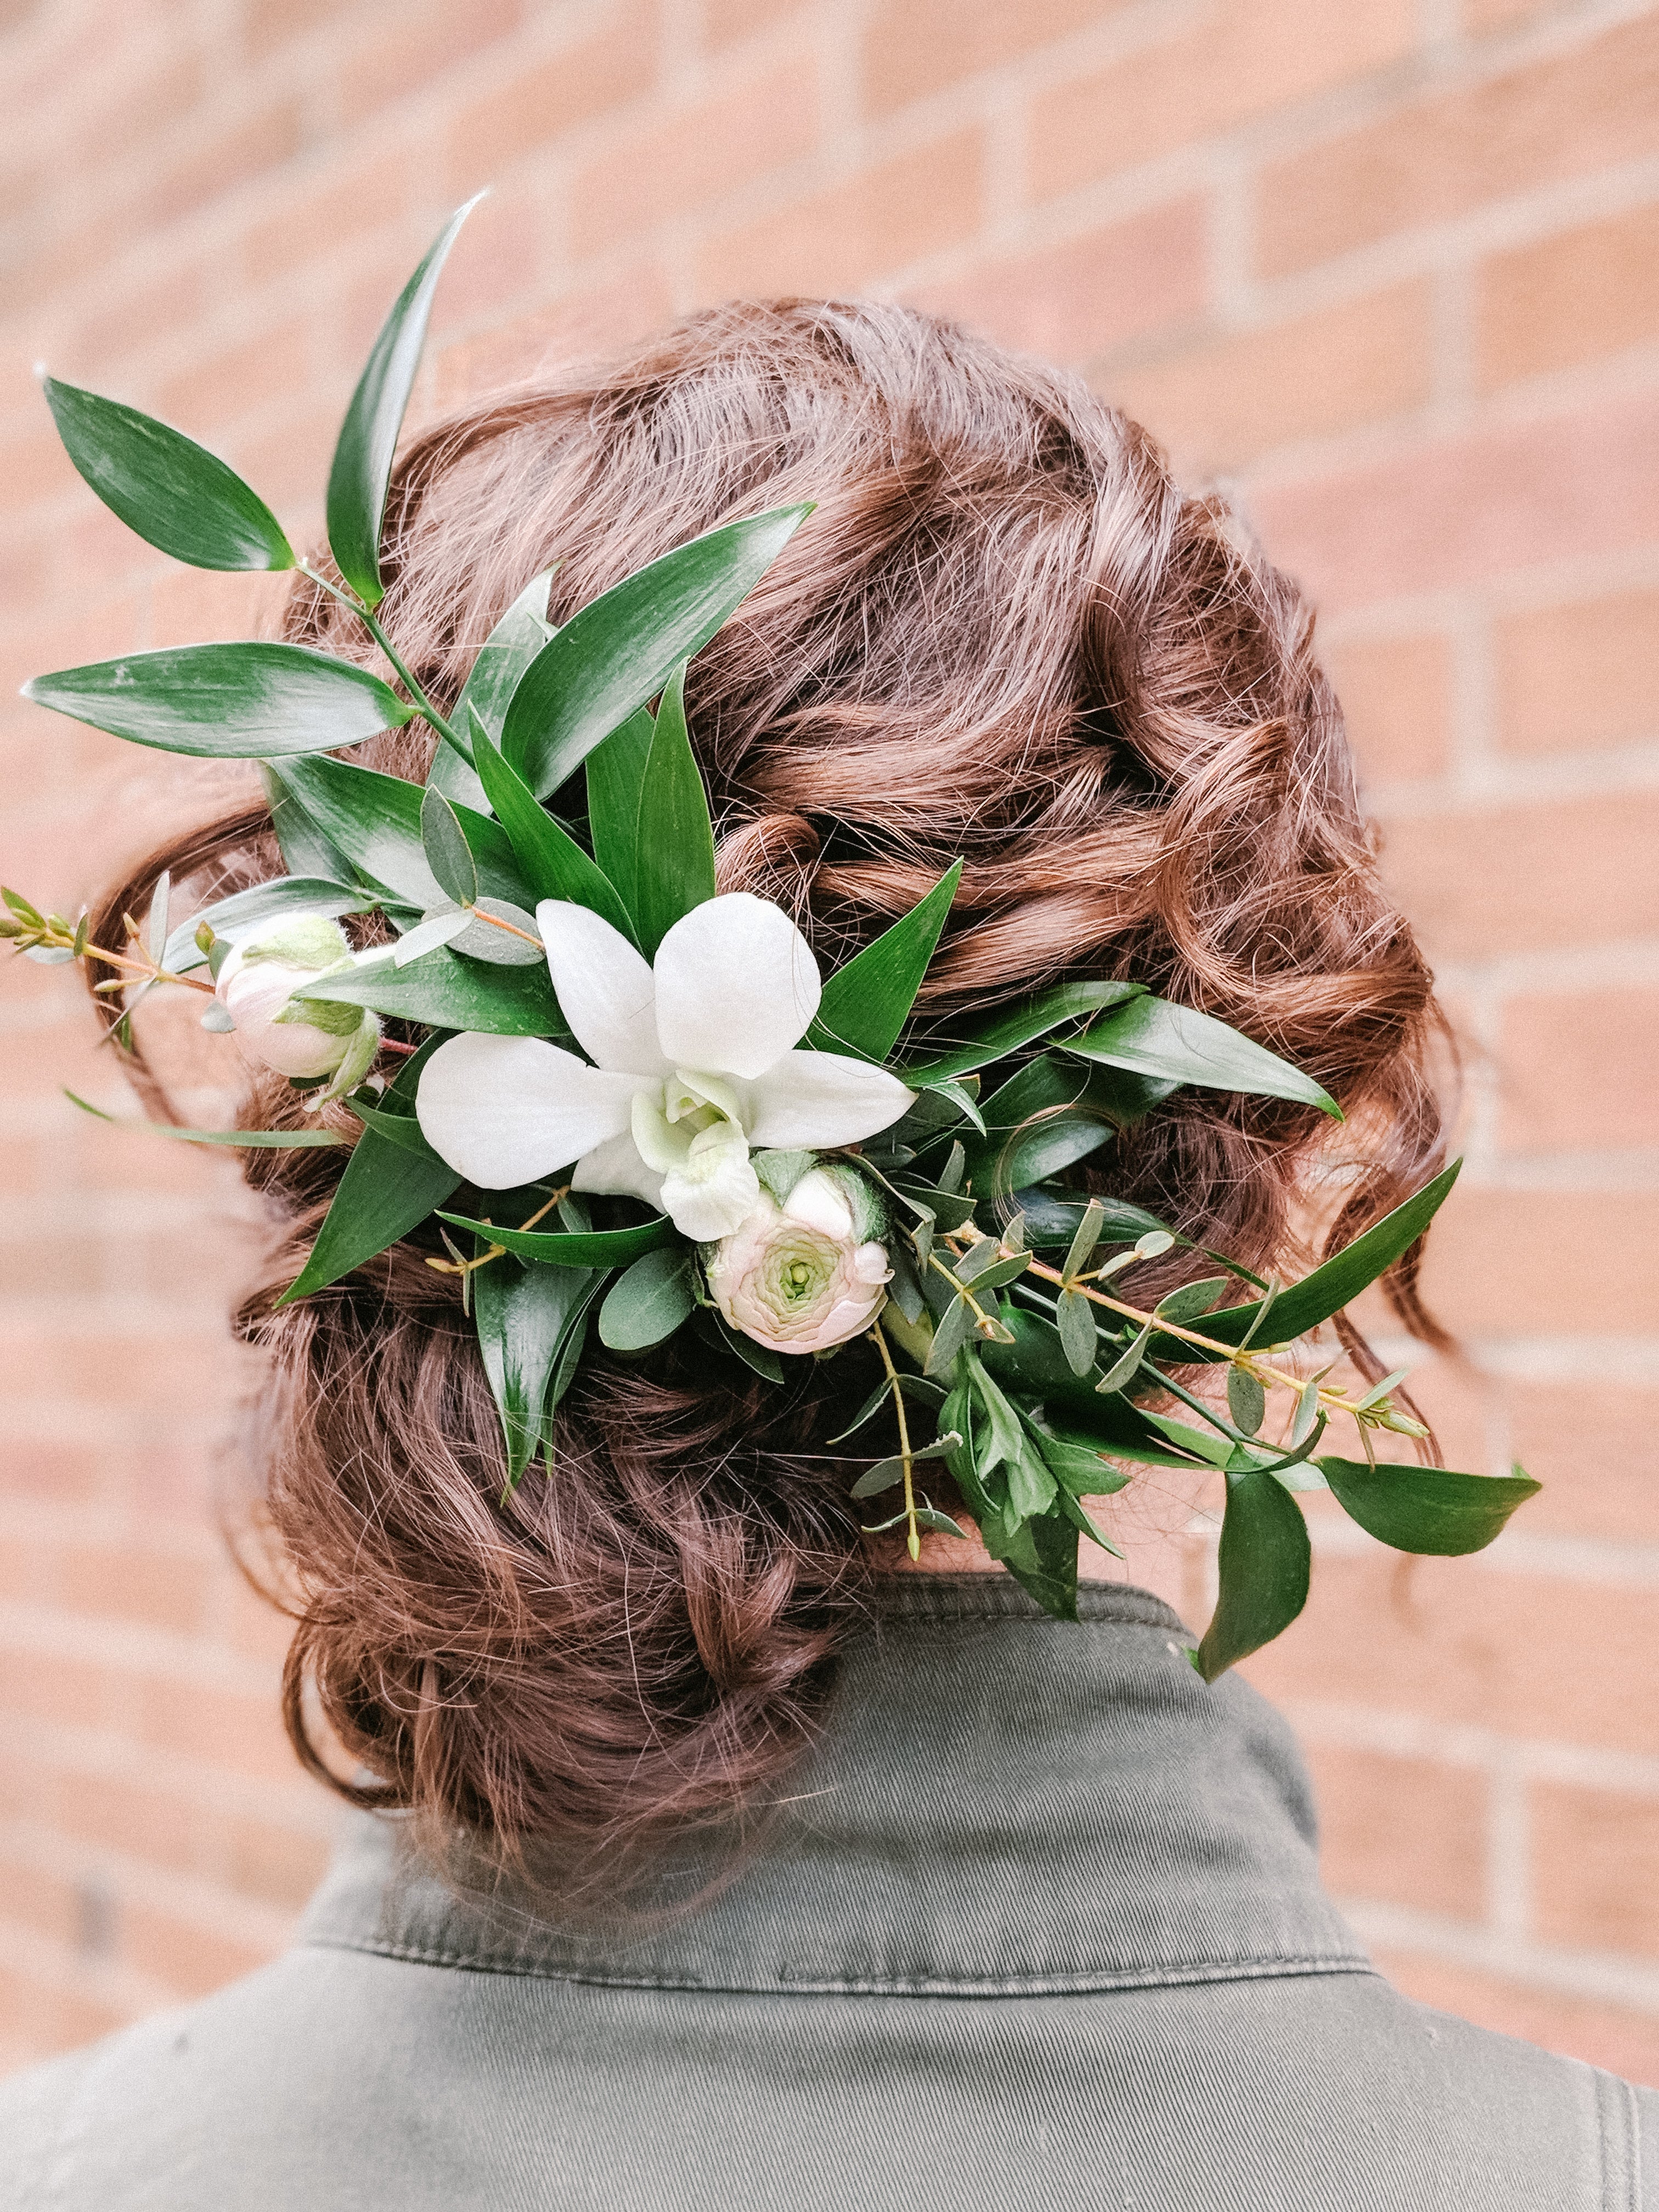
[1194, 1465, 1312, 1681]
[467, 716, 636, 942]
[806, 861, 963, 1064]
[429, 568, 555, 810]
[1069, 994, 1341, 1120]
[630, 663, 717, 956]
[1321, 1458, 1540, 1556]
[475, 1257, 596, 1489]
[42, 375, 294, 571]
[439, 1211, 676, 1270]
[419, 786, 479, 907]
[326, 196, 483, 606]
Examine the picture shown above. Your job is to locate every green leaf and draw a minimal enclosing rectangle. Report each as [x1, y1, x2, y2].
[919, 1076, 985, 1135]
[24, 643, 416, 759]
[1063, 1198, 1107, 1284]
[696, 1307, 787, 1383]
[924, 1292, 978, 1378]
[1069, 994, 1340, 1120]
[1056, 1286, 1097, 1377]
[261, 765, 357, 885]
[279, 1038, 461, 1304]
[997, 1511, 1080, 1622]
[326, 196, 482, 606]
[1227, 1366, 1266, 1436]
[1194, 1465, 1312, 1682]
[898, 980, 1147, 1086]
[419, 786, 478, 907]
[1148, 1164, 1463, 1366]
[544, 1272, 608, 1431]
[826, 1370, 945, 1444]
[1030, 1425, 1132, 1497]
[298, 945, 565, 1038]
[806, 861, 962, 1063]
[65, 1091, 346, 1147]
[344, 1095, 445, 1156]
[42, 375, 294, 572]
[438, 1210, 676, 1269]
[501, 505, 813, 798]
[978, 1307, 1185, 1462]
[1096, 1321, 1152, 1395]
[1052, 1485, 1125, 1557]
[1017, 1193, 1175, 1253]
[849, 1435, 962, 1498]
[467, 718, 635, 942]
[266, 755, 532, 912]
[1154, 1274, 1229, 1325]
[429, 569, 555, 810]
[163, 877, 372, 974]
[630, 663, 717, 956]
[475, 1257, 596, 1489]
[598, 1246, 696, 1351]
[1321, 1458, 1540, 1556]
[584, 708, 655, 913]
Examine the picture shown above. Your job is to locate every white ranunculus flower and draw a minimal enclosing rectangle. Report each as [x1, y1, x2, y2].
[414, 893, 915, 1243]
[706, 1182, 893, 1355]
[216, 916, 378, 1085]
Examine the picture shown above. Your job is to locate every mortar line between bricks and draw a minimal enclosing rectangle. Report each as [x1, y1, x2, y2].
[1283, 1701, 1659, 1793]
[1342, 1898, 1659, 2016]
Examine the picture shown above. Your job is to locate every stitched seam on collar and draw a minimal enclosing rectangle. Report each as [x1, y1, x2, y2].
[866, 1574, 1187, 1635]
[300, 1932, 1374, 1999]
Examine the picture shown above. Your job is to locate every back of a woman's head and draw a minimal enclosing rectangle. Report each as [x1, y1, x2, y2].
[98, 297, 1444, 1879]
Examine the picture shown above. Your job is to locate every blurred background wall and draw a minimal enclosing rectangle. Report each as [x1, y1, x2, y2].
[2, 0, 1657, 2083]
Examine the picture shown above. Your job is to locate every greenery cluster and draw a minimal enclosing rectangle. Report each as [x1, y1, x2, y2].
[4, 200, 1538, 1675]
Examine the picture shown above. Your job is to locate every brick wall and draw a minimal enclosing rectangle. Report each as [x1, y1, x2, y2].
[2, 0, 1656, 2084]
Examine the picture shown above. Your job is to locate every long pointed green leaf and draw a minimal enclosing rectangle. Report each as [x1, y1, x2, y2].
[280, 1039, 461, 1304]
[1146, 1162, 1463, 1366]
[806, 861, 962, 1063]
[1069, 994, 1340, 1120]
[475, 1258, 595, 1488]
[326, 196, 482, 606]
[468, 719, 635, 941]
[584, 708, 654, 911]
[898, 980, 1146, 1086]
[429, 568, 555, 810]
[501, 505, 812, 798]
[298, 946, 565, 1038]
[24, 644, 415, 758]
[631, 664, 716, 956]
[261, 764, 358, 885]
[42, 375, 293, 571]
[438, 1211, 675, 1269]
[267, 755, 532, 911]
[1321, 1458, 1540, 1556]
[66, 1092, 345, 1147]
[1195, 1465, 1312, 1681]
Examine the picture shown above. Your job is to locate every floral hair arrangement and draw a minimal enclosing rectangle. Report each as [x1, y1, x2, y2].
[6, 201, 1539, 1676]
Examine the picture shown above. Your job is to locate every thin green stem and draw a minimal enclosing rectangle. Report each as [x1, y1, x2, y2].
[299, 564, 473, 768]
[869, 1317, 919, 1562]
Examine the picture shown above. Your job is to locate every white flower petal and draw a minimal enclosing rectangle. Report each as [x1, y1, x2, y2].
[742, 1051, 914, 1149]
[219, 957, 349, 1079]
[572, 1128, 666, 1214]
[652, 893, 822, 1080]
[660, 1128, 761, 1242]
[536, 901, 666, 1076]
[415, 1032, 637, 1189]
[782, 1167, 854, 1242]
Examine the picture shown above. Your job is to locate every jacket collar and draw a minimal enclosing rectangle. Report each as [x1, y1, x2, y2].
[300, 1576, 1368, 1996]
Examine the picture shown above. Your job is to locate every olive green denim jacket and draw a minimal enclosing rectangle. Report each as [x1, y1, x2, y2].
[4, 1576, 1655, 2209]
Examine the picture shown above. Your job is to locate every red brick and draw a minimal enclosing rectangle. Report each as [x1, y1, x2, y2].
[226, 1816, 331, 1910]
[1244, 1551, 1659, 1757]
[1323, 629, 1453, 786]
[1377, 1949, 1659, 2089]
[862, 0, 1123, 116]
[1254, 390, 1659, 613]
[134, 1674, 296, 1785]
[1305, 1743, 1488, 1918]
[1378, 789, 1659, 962]
[703, 0, 805, 50]
[335, 0, 524, 127]
[1532, 1782, 1659, 1957]
[1258, 13, 1659, 277]
[1509, 1384, 1659, 1544]
[57, 1543, 212, 1638]
[1417, 1188, 1659, 1338]
[1030, 0, 1418, 203]
[1479, 201, 1659, 393]
[441, 3, 658, 191]
[57, 1769, 210, 1878]
[1494, 588, 1659, 759]
[144, 100, 306, 232]
[695, 130, 986, 297]
[1497, 987, 1659, 1156]
[913, 199, 1207, 369]
[1110, 281, 1432, 477]
[570, 51, 819, 259]
[120, 1898, 279, 1999]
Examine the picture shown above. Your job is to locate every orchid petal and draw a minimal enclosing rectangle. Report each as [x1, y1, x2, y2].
[659, 1128, 761, 1242]
[572, 1127, 666, 1214]
[536, 901, 665, 1076]
[652, 893, 822, 1080]
[416, 1032, 637, 1188]
[742, 1050, 914, 1149]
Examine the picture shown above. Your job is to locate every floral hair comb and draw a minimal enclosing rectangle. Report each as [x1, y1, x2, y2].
[4, 201, 1538, 1669]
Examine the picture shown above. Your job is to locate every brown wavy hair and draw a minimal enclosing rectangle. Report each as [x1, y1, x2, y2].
[91, 299, 1447, 1878]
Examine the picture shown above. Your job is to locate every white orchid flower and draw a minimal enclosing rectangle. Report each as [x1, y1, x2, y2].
[415, 893, 915, 1242]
